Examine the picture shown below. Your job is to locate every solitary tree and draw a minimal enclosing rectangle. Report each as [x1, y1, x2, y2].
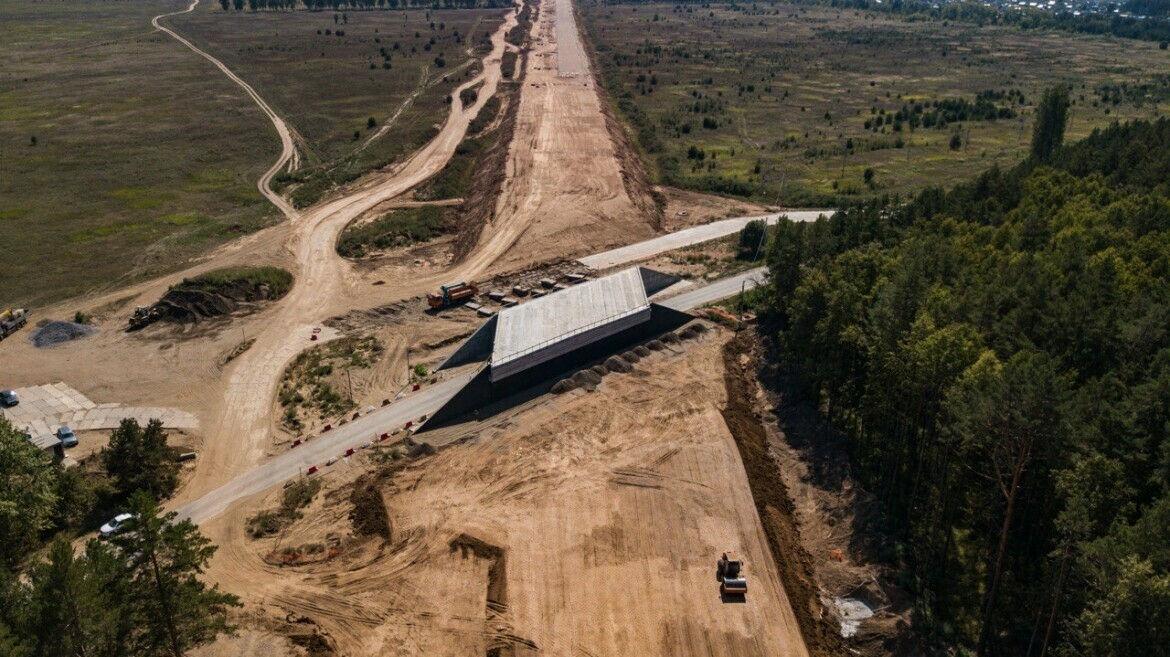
[111, 493, 240, 657]
[1030, 85, 1070, 162]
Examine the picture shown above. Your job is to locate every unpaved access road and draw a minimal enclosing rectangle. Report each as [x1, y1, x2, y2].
[459, 0, 658, 274]
[175, 5, 521, 505]
[579, 210, 831, 270]
[152, 0, 299, 220]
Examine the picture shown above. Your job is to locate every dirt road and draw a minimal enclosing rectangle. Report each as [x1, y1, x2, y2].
[152, 0, 300, 220]
[175, 5, 521, 504]
[459, 0, 658, 275]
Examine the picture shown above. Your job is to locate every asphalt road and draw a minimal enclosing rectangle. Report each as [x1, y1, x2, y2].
[174, 268, 772, 525]
[657, 267, 768, 311]
[577, 210, 829, 270]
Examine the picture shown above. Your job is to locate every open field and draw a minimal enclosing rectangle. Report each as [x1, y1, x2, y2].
[0, 0, 505, 310]
[0, 0, 276, 308]
[581, 1, 1170, 204]
[173, 4, 508, 206]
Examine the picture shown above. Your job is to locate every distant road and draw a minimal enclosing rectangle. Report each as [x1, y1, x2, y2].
[175, 267, 772, 525]
[657, 267, 767, 311]
[577, 210, 829, 271]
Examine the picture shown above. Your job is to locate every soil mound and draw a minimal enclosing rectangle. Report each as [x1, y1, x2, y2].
[634, 345, 652, 357]
[604, 356, 633, 373]
[590, 364, 608, 377]
[551, 379, 576, 394]
[32, 321, 97, 348]
[646, 340, 666, 351]
[620, 350, 641, 363]
[571, 369, 603, 391]
[349, 474, 391, 539]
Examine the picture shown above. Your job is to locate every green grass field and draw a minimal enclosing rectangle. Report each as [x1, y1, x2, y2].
[173, 4, 505, 207]
[581, 1, 1170, 205]
[0, 0, 276, 309]
[0, 0, 504, 309]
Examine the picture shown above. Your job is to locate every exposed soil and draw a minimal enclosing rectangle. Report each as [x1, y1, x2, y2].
[753, 337, 923, 657]
[452, 57, 527, 262]
[198, 332, 816, 657]
[721, 333, 845, 657]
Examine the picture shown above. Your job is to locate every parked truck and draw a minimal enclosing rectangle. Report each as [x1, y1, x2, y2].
[0, 308, 28, 341]
[427, 282, 479, 310]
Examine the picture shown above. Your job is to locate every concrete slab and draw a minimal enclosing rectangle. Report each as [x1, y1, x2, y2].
[1, 382, 199, 442]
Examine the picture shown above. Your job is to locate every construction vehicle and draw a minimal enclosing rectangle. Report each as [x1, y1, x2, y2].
[427, 282, 479, 310]
[127, 305, 165, 331]
[717, 551, 748, 596]
[0, 308, 28, 341]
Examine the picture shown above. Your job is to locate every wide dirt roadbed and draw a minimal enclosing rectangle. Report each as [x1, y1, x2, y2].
[203, 331, 810, 656]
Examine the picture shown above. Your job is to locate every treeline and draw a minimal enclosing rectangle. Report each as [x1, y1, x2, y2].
[757, 116, 1170, 655]
[593, 0, 1170, 45]
[829, 0, 1170, 46]
[0, 418, 238, 656]
[218, 0, 507, 11]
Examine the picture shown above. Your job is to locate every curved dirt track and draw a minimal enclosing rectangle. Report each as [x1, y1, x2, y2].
[152, 0, 300, 220]
[177, 5, 520, 503]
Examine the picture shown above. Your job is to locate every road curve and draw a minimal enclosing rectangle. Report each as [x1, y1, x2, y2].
[152, 0, 300, 220]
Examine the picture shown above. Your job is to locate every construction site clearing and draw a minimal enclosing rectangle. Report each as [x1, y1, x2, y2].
[193, 325, 823, 657]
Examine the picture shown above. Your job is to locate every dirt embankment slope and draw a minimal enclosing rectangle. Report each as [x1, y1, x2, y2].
[722, 333, 846, 657]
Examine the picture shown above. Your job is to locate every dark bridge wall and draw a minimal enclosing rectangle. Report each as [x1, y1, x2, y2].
[420, 304, 694, 432]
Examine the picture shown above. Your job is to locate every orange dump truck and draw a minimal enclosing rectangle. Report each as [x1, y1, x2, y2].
[427, 282, 479, 309]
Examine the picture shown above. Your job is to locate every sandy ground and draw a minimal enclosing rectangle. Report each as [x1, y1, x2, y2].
[461, 0, 658, 275]
[199, 330, 810, 657]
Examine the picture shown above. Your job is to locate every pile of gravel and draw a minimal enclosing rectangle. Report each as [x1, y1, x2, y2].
[32, 321, 97, 348]
[646, 340, 666, 351]
[634, 345, 652, 358]
[660, 332, 680, 344]
[621, 350, 641, 363]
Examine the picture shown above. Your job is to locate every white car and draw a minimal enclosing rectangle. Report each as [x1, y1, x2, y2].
[99, 513, 135, 538]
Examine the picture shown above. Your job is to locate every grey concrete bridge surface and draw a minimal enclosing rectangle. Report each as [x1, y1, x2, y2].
[174, 267, 772, 525]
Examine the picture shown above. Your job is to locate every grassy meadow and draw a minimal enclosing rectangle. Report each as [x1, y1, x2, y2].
[0, 0, 275, 309]
[173, 3, 506, 206]
[580, 1, 1170, 205]
[0, 0, 505, 309]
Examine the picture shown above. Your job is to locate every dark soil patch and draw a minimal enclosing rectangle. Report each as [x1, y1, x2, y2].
[721, 333, 844, 657]
[349, 473, 392, 539]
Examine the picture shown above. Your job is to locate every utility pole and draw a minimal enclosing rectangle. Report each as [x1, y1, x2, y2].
[346, 368, 353, 403]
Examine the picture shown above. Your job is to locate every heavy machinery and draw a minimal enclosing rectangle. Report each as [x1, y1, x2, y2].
[127, 305, 165, 330]
[427, 282, 479, 310]
[0, 308, 28, 341]
[717, 551, 748, 596]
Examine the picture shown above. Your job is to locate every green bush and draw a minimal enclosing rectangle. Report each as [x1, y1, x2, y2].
[337, 206, 451, 257]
